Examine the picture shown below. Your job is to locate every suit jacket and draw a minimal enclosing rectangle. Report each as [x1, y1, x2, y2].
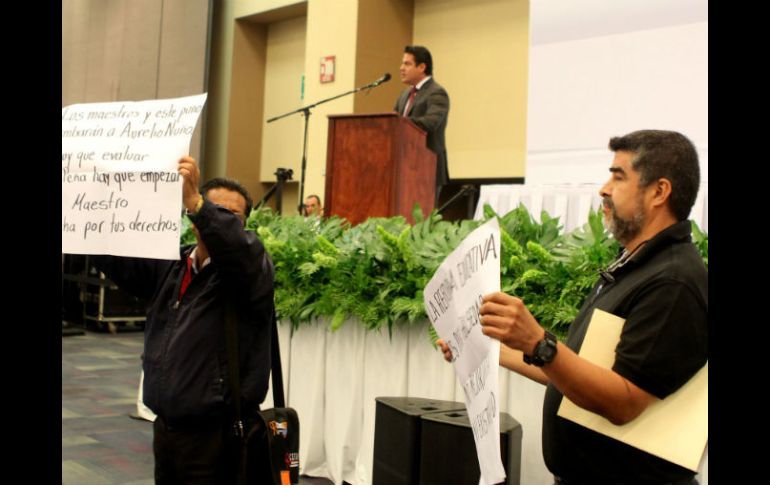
[394, 77, 450, 186]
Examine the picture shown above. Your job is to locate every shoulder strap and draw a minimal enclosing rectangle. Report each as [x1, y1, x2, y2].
[224, 296, 285, 438]
[224, 297, 244, 436]
[268, 308, 285, 408]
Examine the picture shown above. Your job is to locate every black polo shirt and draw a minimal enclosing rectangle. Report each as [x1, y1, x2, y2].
[542, 220, 708, 484]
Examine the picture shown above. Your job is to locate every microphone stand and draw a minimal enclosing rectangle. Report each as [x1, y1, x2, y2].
[437, 184, 478, 218]
[257, 167, 293, 214]
[266, 77, 390, 214]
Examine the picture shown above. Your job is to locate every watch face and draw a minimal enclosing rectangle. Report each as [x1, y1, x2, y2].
[536, 339, 557, 363]
[540, 345, 556, 361]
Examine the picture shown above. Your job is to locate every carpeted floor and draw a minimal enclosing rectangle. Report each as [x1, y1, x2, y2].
[62, 329, 333, 485]
[62, 330, 153, 484]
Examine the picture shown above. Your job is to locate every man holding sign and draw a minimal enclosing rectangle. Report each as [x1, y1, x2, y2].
[91, 156, 275, 483]
[440, 130, 707, 485]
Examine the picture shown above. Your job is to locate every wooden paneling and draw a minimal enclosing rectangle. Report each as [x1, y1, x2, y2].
[325, 113, 435, 225]
[393, 119, 437, 216]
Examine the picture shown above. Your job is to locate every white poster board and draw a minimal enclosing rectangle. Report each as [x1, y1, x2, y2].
[62, 94, 207, 260]
[423, 218, 505, 485]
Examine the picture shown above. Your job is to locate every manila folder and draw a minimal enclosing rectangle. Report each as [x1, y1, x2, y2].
[557, 308, 707, 471]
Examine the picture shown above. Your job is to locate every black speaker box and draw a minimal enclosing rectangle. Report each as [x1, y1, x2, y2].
[418, 409, 522, 485]
[372, 397, 466, 485]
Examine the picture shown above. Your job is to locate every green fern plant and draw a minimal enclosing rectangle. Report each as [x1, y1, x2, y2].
[691, 220, 708, 268]
[179, 203, 708, 340]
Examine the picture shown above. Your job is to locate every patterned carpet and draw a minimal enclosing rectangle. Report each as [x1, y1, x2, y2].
[62, 330, 334, 485]
[62, 330, 153, 485]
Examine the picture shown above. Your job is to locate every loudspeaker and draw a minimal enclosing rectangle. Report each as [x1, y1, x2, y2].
[418, 409, 522, 485]
[372, 397, 466, 485]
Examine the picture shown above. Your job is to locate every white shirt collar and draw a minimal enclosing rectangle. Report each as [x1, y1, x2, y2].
[415, 76, 431, 90]
[188, 246, 211, 274]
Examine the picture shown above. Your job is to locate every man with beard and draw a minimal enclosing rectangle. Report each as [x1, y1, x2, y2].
[439, 130, 707, 485]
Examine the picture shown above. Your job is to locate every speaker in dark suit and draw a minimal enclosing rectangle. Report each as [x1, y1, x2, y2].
[394, 45, 450, 201]
[394, 77, 449, 186]
[418, 409, 522, 485]
[372, 396, 466, 485]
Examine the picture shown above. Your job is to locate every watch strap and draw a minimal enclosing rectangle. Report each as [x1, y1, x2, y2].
[523, 330, 558, 367]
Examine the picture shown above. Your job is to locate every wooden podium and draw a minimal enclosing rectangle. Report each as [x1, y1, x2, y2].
[324, 113, 437, 226]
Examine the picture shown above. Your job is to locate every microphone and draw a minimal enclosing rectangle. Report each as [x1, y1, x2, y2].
[370, 73, 391, 87]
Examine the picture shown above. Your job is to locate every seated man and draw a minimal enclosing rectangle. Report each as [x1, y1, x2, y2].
[303, 194, 323, 217]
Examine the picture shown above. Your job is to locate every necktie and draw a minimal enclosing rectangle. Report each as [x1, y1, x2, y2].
[178, 256, 193, 300]
[403, 86, 417, 116]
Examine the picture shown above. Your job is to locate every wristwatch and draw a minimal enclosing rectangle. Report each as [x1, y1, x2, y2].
[523, 330, 558, 367]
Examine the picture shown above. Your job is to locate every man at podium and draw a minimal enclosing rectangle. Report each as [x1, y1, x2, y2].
[394, 45, 450, 202]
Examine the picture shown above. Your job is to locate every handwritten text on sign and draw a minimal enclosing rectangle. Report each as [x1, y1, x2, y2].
[423, 217, 505, 485]
[62, 94, 207, 260]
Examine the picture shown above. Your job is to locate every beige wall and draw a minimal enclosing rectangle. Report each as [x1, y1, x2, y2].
[260, 17, 307, 182]
[301, 0, 360, 205]
[64, 0, 529, 214]
[224, 0, 408, 213]
[225, 20, 268, 200]
[212, 0, 529, 213]
[220, 2, 309, 212]
[61, 0, 211, 163]
[234, 0, 305, 19]
[414, 0, 529, 179]
[354, 0, 414, 114]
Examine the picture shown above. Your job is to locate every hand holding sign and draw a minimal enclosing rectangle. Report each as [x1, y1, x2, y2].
[436, 339, 453, 363]
[423, 218, 506, 485]
[62, 94, 208, 260]
[178, 156, 202, 212]
[479, 292, 545, 356]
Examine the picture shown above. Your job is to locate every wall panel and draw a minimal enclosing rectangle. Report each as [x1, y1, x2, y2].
[62, 0, 210, 162]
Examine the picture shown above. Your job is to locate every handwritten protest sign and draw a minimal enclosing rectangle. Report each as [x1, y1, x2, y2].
[62, 94, 207, 260]
[423, 218, 504, 485]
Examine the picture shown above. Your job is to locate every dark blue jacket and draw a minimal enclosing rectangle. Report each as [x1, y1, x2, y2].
[93, 199, 274, 425]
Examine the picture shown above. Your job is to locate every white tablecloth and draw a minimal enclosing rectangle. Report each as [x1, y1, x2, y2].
[473, 183, 709, 234]
[266, 319, 708, 485]
[140, 180, 710, 483]
[136, 185, 709, 484]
